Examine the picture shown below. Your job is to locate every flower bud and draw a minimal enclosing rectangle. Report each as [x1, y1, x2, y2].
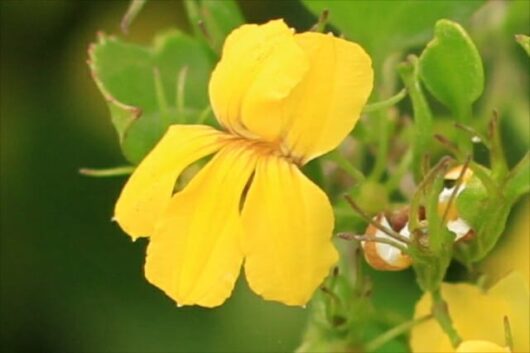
[362, 213, 412, 271]
[438, 165, 475, 241]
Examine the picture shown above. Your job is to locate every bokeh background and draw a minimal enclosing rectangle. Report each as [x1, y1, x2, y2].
[1, 1, 528, 352]
[0, 1, 318, 352]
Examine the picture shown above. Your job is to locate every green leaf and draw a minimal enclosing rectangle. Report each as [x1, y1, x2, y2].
[301, 0, 484, 68]
[505, 153, 530, 202]
[418, 19, 484, 118]
[515, 34, 530, 56]
[452, 173, 515, 263]
[88, 30, 213, 163]
[184, 0, 244, 54]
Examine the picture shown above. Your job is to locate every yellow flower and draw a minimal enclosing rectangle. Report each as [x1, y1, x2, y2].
[410, 272, 529, 352]
[113, 20, 373, 307]
[455, 340, 510, 353]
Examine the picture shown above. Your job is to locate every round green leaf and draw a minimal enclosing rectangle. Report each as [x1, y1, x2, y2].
[419, 19, 484, 114]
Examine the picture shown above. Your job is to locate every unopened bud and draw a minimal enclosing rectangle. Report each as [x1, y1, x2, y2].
[362, 213, 412, 271]
[439, 165, 474, 241]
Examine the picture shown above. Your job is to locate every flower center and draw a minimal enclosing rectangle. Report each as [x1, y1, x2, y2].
[242, 138, 302, 166]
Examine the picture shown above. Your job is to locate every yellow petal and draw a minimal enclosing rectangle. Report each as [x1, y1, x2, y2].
[410, 272, 529, 353]
[144, 141, 257, 307]
[284, 32, 373, 163]
[114, 125, 229, 239]
[488, 272, 529, 352]
[456, 340, 510, 353]
[242, 155, 338, 306]
[209, 19, 308, 141]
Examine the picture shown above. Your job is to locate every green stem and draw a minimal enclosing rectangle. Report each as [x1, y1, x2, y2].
[344, 195, 411, 244]
[409, 157, 452, 231]
[385, 148, 412, 192]
[398, 56, 433, 182]
[183, 0, 202, 38]
[197, 106, 212, 124]
[120, 0, 147, 34]
[329, 150, 365, 183]
[455, 104, 474, 155]
[176, 66, 188, 115]
[362, 88, 407, 114]
[310, 9, 329, 33]
[369, 108, 392, 182]
[355, 236, 409, 254]
[489, 113, 509, 179]
[365, 314, 433, 352]
[431, 289, 462, 348]
[79, 166, 134, 177]
[153, 67, 170, 126]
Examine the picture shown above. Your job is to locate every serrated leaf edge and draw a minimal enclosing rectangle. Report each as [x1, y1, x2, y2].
[87, 32, 144, 143]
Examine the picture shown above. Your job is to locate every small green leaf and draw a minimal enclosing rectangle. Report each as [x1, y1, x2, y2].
[418, 19, 484, 118]
[515, 34, 530, 56]
[301, 0, 484, 69]
[88, 30, 213, 163]
[184, 0, 244, 54]
[504, 153, 530, 202]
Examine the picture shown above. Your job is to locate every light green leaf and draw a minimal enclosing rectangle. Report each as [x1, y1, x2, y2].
[505, 153, 530, 202]
[515, 34, 530, 56]
[88, 30, 213, 164]
[301, 0, 484, 68]
[184, 0, 244, 54]
[418, 19, 484, 118]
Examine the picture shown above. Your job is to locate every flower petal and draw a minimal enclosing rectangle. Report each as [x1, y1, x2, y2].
[284, 32, 373, 163]
[242, 155, 338, 306]
[456, 341, 509, 353]
[114, 125, 229, 239]
[410, 272, 529, 353]
[144, 141, 258, 307]
[209, 19, 308, 141]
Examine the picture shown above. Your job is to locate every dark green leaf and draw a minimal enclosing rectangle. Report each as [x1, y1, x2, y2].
[89, 30, 213, 163]
[418, 19, 484, 117]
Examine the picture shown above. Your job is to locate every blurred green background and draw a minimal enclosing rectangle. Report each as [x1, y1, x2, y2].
[0, 1, 318, 352]
[1, 1, 528, 352]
